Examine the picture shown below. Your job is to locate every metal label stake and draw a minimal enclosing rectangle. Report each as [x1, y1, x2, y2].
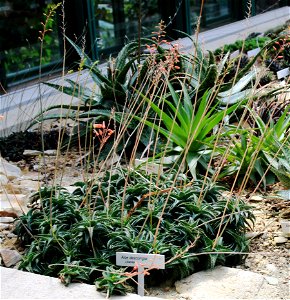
[116, 252, 165, 297]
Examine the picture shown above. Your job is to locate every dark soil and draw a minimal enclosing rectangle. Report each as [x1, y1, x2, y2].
[0, 129, 69, 161]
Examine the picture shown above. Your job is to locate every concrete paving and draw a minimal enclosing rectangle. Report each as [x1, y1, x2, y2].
[0, 267, 162, 300]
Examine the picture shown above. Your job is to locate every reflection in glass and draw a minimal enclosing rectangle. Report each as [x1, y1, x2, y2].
[190, 0, 231, 31]
[0, 0, 61, 76]
[94, 0, 161, 50]
[255, 0, 279, 14]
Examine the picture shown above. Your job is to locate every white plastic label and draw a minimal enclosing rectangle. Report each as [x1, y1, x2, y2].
[277, 68, 290, 79]
[116, 252, 165, 268]
[230, 50, 240, 60]
[247, 47, 260, 57]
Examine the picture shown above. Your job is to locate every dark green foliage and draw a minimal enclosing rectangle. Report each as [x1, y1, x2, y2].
[214, 37, 271, 56]
[15, 169, 254, 295]
[223, 55, 249, 82]
[283, 44, 290, 64]
[259, 72, 274, 86]
[95, 266, 133, 296]
[265, 59, 283, 73]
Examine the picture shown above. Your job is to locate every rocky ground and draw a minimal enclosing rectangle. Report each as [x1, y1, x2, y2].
[0, 151, 289, 299]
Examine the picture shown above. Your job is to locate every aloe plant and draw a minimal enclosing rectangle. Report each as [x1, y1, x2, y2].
[134, 82, 242, 179]
[217, 131, 272, 187]
[218, 106, 290, 188]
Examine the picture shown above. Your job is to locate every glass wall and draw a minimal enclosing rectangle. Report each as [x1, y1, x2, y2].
[0, 0, 62, 87]
[1, 0, 289, 90]
[94, 0, 161, 51]
[190, 0, 233, 31]
[255, 0, 280, 14]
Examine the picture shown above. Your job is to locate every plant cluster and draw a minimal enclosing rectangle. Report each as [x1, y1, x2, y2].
[16, 21, 290, 297]
[15, 169, 254, 296]
[215, 23, 290, 85]
[214, 36, 271, 56]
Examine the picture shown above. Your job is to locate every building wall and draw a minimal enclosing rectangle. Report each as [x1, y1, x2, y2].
[1, 0, 289, 91]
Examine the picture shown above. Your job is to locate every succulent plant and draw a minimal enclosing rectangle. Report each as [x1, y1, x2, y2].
[259, 72, 274, 86]
[283, 44, 290, 64]
[265, 59, 283, 73]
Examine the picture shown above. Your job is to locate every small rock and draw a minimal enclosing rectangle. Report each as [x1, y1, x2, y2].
[280, 219, 290, 237]
[278, 257, 288, 264]
[44, 150, 57, 156]
[249, 195, 264, 202]
[265, 264, 278, 274]
[285, 243, 290, 249]
[7, 232, 17, 238]
[0, 158, 22, 180]
[0, 249, 22, 267]
[273, 236, 288, 245]
[18, 179, 40, 192]
[264, 276, 279, 285]
[0, 194, 29, 215]
[32, 165, 40, 172]
[261, 232, 268, 239]
[0, 217, 15, 223]
[0, 223, 10, 231]
[23, 150, 42, 156]
[245, 232, 263, 240]
[0, 174, 9, 185]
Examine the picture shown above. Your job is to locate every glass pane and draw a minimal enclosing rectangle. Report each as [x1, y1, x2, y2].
[94, 0, 161, 51]
[255, 0, 279, 14]
[0, 1, 61, 76]
[190, 0, 232, 30]
[124, 0, 160, 41]
[95, 1, 116, 49]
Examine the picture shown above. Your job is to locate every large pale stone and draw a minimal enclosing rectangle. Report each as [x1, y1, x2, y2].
[0, 175, 9, 186]
[0, 194, 29, 215]
[273, 236, 288, 245]
[0, 267, 162, 299]
[17, 180, 41, 193]
[175, 266, 267, 299]
[0, 217, 15, 223]
[0, 158, 22, 180]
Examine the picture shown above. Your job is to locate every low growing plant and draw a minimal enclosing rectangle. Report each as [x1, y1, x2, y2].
[15, 168, 254, 296]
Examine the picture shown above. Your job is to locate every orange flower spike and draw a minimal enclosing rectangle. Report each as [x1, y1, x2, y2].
[93, 123, 103, 129]
[107, 129, 114, 136]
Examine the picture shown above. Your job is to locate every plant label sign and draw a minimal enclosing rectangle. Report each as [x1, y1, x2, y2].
[247, 47, 260, 58]
[116, 252, 165, 296]
[230, 50, 240, 60]
[277, 68, 290, 80]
